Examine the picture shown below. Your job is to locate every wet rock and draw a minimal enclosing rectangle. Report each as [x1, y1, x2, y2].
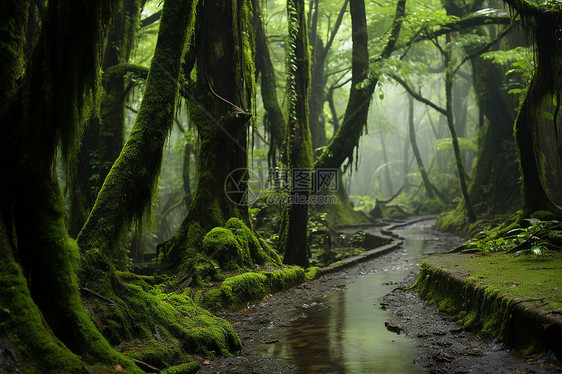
[385, 321, 402, 334]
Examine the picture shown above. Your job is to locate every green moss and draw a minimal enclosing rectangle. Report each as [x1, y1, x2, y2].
[414, 250, 562, 354]
[203, 227, 252, 271]
[121, 340, 185, 368]
[80, 252, 241, 360]
[225, 218, 279, 265]
[160, 362, 199, 374]
[0, 257, 84, 373]
[530, 210, 556, 220]
[200, 266, 308, 310]
[305, 266, 321, 280]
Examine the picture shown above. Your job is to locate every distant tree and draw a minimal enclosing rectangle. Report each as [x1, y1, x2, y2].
[253, 0, 286, 168]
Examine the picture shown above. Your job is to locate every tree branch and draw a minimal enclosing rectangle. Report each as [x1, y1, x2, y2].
[140, 9, 162, 28]
[391, 74, 447, 115]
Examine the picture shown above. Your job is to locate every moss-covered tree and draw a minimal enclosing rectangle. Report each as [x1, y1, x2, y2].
[68, 0, 147, 237]
[77, 0, 196, 264]
[0, 0, 143, 371]
[502, 0, 562, 216]
[278, 0, 314, 267]
[314, 0, 406, 171]
[157, 0, 281, 280]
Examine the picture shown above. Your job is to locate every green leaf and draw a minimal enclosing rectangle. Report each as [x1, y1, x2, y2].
[530, 246, 543, 255]
[508, 88, 522, 95]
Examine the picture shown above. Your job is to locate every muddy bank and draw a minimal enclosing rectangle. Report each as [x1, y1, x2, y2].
[198, 221, 561, 373]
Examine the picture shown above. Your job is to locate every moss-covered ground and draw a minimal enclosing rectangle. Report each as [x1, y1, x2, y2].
[414, 250, 562, 356]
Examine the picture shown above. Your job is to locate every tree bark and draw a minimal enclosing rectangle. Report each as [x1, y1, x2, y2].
[515, 75, 562, 214]
[279, 0, 313, 267]
[0, 0, 140, 370]
[157, 0, 266, 272]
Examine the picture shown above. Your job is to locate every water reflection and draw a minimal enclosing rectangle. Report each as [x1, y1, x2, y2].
[267, 221, 461, 373]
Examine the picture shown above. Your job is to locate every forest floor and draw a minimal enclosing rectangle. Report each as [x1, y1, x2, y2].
[197, 220, 562, 374]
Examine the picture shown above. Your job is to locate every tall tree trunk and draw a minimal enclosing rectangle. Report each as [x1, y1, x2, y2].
[279, 0, 313, 267]
[0, 0, 139, 370]
[78, 0, 197, 264]
[444, 36, 477, 222]
[157, 0, 267, 272]
[515, 75, 562, 214]
[468, 54, 520, 214]
[252, 0, 285, 168]
[409, 96, 437, 199]
[308, 0, 349, 151]
[68, 0, 144, 235]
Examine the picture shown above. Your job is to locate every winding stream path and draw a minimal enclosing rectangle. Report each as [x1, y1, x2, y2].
[200, 219, 561, 373]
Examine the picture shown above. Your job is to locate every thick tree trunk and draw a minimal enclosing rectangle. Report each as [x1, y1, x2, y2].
[515, 75, 562, 215]
[98, 64, 148, 185]
[68, 0, 145, 235]
[280, 0, 313, 267]
[157, 0, 260, 271]
[0, 0, 140, 370]
[468, 55, 520, 214]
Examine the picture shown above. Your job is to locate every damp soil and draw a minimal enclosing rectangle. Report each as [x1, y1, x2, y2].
[199, 220, 562, 373]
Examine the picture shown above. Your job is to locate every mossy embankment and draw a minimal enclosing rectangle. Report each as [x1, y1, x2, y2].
[413, 250, 562, 358]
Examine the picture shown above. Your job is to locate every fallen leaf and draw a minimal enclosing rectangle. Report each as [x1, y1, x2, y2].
[113, 364, 123, 372]
[202, 360, 211, 365]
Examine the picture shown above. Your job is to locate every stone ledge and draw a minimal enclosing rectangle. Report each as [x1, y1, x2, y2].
[414, 252, 562, 359]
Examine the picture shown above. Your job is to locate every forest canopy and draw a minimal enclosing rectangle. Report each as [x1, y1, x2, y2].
[0, 0, 561, 372]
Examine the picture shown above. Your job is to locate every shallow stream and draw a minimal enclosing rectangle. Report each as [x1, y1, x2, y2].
[200, 220, 558, 373]
[265, 220, 461, 373]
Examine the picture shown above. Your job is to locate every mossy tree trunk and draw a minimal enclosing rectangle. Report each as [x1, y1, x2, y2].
[438, 0, 521, 220]
[501, 0, 562, 216]
[468, 54, 521, 215]
[0, 0, 141, 370]
[514, 75, 562, 215]
[157, 0, 257, 271]
[68, 0, 145, 237]
[252, 0, 286, 168]
[78, 0, 197, 265]
[279, 0, 313, 267]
